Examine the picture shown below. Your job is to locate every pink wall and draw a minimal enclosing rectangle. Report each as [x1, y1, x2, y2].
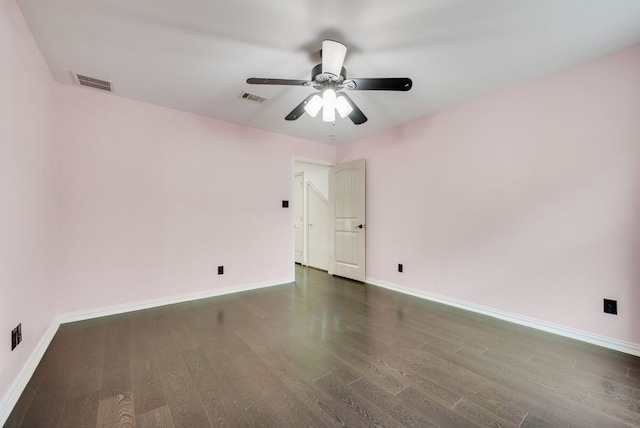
[54, 85, 334, 314]
[338, 45, 640, 345]
[0, 0, 57, 406]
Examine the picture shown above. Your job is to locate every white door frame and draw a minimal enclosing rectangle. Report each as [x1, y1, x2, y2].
[291, 157, 334, 280]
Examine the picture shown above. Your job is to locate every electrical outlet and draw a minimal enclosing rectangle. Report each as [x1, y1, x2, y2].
[282, 200, 289, 208]
[604, 299, 617, 315]
[17, 323, 22, 345]
[218, 266, 224, 275]
[11, 324, 20, 351]
[398, 263, 403, 273]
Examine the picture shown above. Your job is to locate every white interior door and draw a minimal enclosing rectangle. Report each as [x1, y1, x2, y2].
[329, 159, 366, 281]
[307, 183, 329, 271]
[294, 172, 304, 264]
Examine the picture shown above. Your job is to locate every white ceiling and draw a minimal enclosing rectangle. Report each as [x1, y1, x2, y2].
[16, 0, 640, 145]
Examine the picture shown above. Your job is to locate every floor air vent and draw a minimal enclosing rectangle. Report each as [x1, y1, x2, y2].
[72, 72, 113, 92]
[239, 91, 266, 103]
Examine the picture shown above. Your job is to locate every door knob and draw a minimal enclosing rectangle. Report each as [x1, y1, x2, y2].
[356, 224, 365, 229]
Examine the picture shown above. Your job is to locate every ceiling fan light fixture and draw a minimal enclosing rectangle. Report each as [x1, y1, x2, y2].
[322, 89, 336, 122]
[321, 40, 347, 77]
[336, 95, 353, 118]
[304, 94, 323, 117]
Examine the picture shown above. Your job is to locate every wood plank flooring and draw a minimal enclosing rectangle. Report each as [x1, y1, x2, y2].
[6, 266, 640, 427]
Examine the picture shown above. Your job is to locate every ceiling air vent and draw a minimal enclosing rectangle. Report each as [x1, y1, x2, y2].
[72, 72, 113, 92]
[239, 91, 266, 104]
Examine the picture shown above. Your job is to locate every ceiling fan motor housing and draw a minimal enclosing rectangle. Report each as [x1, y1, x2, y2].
[311, 64, 347, 85]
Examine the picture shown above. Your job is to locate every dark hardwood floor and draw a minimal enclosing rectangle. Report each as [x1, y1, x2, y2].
[6, 266, 640, 427]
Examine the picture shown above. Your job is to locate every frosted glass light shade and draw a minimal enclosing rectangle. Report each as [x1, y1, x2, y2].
[323, 89, 336, 122]
[336, 95, 353, 118]
[304, 94, 323, 117]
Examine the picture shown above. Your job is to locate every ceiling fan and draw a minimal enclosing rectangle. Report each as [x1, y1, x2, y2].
[246, 40, 412, 125]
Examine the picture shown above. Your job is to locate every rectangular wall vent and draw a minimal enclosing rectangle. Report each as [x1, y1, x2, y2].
[72, 72, 113, 92]
[239, 91, 266, 103]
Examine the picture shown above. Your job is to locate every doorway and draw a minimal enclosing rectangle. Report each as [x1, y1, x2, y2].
[293, 161, 331, 270]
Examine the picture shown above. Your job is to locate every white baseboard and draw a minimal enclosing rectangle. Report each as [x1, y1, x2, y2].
[58, 277, 292, 324]
[0, 277, 292, 425]
[366, 276, 640, 357]
[0, 321, 59, 426]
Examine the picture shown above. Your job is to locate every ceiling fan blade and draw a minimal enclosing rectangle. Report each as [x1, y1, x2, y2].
[346, 78, 412, 91]
[338, 93, 368, 125]
[285, 93, 317, 121]
[246, 78, 310, 86]
[321, 40, 347, 77]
